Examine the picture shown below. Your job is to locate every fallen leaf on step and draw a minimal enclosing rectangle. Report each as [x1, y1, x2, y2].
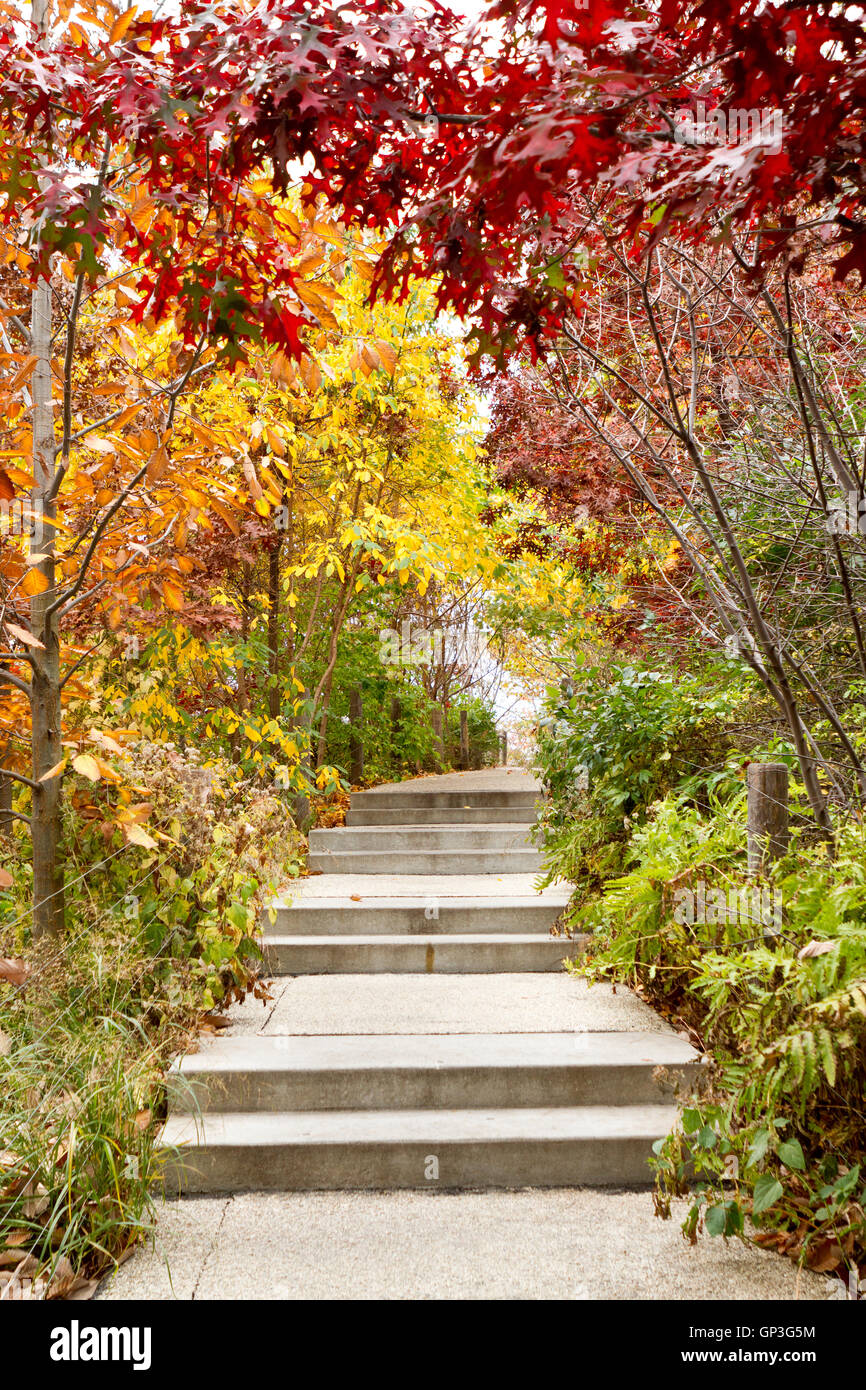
[350, 894, 362, 902]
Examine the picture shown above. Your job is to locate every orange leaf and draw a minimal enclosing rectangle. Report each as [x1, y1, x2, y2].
[209, 497, 239, 535]
[114, 402, 144, 429]
[375, 340, 398, 374]
[299, 354, 322, 392]
[20, 569, 49, 597]
[161, 579, 183, 611]
[109, 8, 137, 43]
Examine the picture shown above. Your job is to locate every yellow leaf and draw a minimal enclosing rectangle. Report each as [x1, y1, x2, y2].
[39, 759, 67, 782]
[72, 753, 101, 781]
[123, 823, 157, 850]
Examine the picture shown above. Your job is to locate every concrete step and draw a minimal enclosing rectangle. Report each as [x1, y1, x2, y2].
[161, 1104, 676, 1192]
[307, 849, 544, 876]
[263, 933, 582, 974]
[265, 898, 565, 937]
[309, 824, 536, 854]
[347, 806, 536, 826]
[168, 1032, 700, 1115]
[350, 789, 539, 811]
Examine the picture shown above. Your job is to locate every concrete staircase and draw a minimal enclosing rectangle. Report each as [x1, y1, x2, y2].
[162, 769, 699, 1193]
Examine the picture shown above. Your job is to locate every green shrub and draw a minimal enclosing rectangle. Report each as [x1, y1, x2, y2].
[534, 662, 743, 888]
[0, 741, 301, 1295]
[576, 793, 866, 1278]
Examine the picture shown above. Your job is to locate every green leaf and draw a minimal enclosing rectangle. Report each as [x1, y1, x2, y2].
[752, 1174, 784, 1215]
[705, 1203, 727, 1236]
[705, 1200, 742, 1237]
[697, 1125, 718, 1150]
[746, 1128, 770, 1168]
[777, 1138, 806, 1172]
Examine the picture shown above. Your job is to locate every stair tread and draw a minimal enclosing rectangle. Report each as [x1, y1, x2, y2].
[172, 1030, 698, 1076]
[162, 1103, 679, 1147]
[314, 822, 537, 832]
[273, 874, 570, 902]
[265, 933, 574, 946]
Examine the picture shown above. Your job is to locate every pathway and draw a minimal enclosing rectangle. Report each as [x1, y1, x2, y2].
[98, 768, 828, 1299]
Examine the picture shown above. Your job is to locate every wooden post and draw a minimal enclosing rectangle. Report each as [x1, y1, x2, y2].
[430, 705, 445, 765]
[747, 762, 789, 873]
[459, 709, 469, 770]
[390, 695, 402, 772]
[349, 688, 363, 785]
[500, 730, 508, 766]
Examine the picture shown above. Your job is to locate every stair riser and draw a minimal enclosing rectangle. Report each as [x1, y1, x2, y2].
[264, 938, 579, 974]
[308, 851, 544, 875]
[347, 808, 536, 826]
[309, 827, 535, 852]
[350, 792, 539, 810]
[170, 1064, 697, 1115]
[264, 906, 564, 936]
[162, 1137, 661, 1193]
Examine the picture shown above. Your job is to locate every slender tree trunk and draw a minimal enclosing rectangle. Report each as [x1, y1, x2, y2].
[29, 248, 64, 937]
[316, 669, 334, 766]
[0, 742, 12, 839]
[348, 688, 363, 784]
[390, 694, 402, 774]
[267, 536, 282, 720]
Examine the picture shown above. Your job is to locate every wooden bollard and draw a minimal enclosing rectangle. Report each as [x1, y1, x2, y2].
[500, 730, 508, 766]
[348, 688, 363, 785]
[747, 762, 789, 873]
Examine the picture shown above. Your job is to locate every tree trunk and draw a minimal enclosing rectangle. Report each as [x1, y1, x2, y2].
[348, 688, 363, 784]
[460, 709, 469, 770]
[267, 536, 282, 720]
[390, 694, 401, 773]
[30, 258, 64, 938]
[0, 743, 12, 839]
[430, 705, 445, 767]
[316, 669, 334, 766]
